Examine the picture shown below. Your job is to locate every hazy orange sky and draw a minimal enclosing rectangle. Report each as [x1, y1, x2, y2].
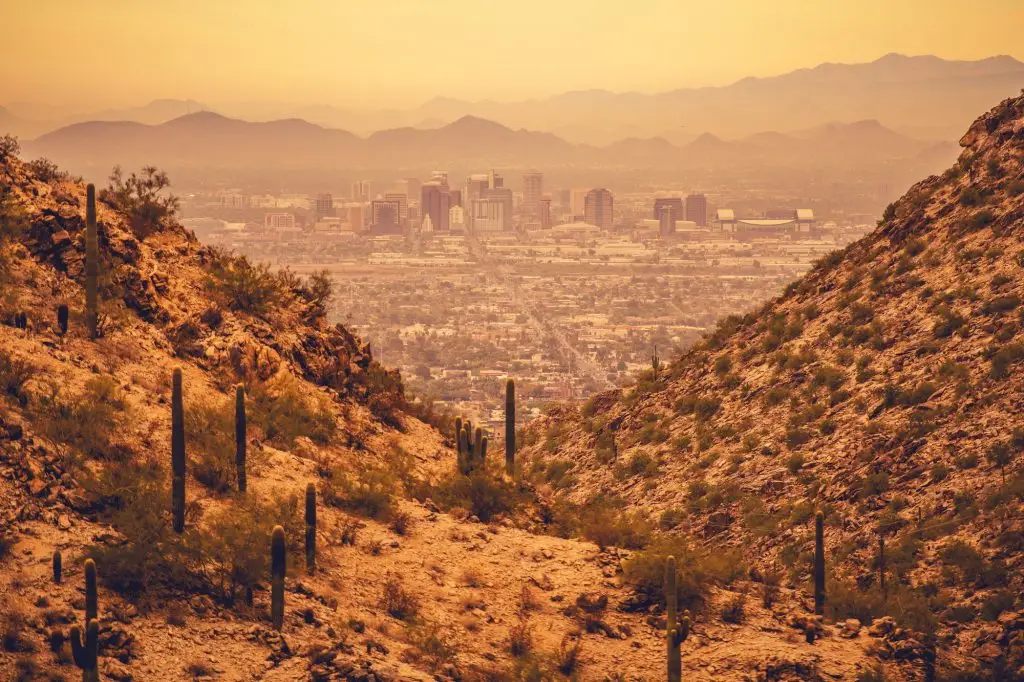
[2, 0, 1022, 109]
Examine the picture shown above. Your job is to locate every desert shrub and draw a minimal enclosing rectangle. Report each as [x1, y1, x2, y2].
[965, 209, 995, 230]
[720, 593, 746, 623]
[659, 508, 685, 530]
[381, 574, 420, 621]
[990, 342, 1024, 379]
[360, 363, 406, 429]
[812, 365, 846, 392]
[617, 451, 660, 479]
[959, 187, 983, 207]
[980, 590, 1015, 622]
[933, 305, 966, 339]
[694, 397, 721, 421]
[102, 165, 179, 237]
[556, 633, 582, 676]
[432, 471, 519, 523]
[713, 355, 732, 376]
[982, 295, 1020, 315]
[321, 465, 396, 521]
[186, 399, 237, 493]
[826, 577, 936, 633]
[248, 376, 335, 447]
[623, 539, 740, 614]
[35, 375, 127, 458]
[1, 605, 33, 653]
[204, 252, 288, 318]
[200, 491, 305, 600]
[85, 460, 199, 596]
[939, 540, 985, 585]
[579, 499, 652, 550]
[389, 510, 413, 536]
[0, 351, 34, 405]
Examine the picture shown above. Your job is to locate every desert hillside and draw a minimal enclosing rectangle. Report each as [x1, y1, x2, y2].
[0, 93, 1021, 682]
[520, 95, 1024, 679]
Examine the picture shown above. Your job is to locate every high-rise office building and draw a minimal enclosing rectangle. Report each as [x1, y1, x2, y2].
[449, 189, 462, 208]
[539, 197, 552, 229]
[421, 181, 451, 232]
[469, 196, 506, 232]
[312, 193, 334, 218]
[431, 170, 449, 186]
[371, 198, 402, 229]
[686, 193, 708, 227]
[653, 197, 684, 223]
[658, 205, 675, 237]
[351, 180, 372, 203]
[570, 188, 589, 218]
[482, 187, 513, 231]
[584, 188, 614, 230]
[489, 170, 504, 189]
[522, 172, 543, 215]
[383, 192, 408, 227]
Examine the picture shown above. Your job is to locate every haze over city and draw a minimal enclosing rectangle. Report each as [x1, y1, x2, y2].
[1, 2, 1023, 681]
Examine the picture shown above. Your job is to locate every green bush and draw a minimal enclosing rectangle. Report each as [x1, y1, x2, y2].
[321, 465, 397, 521]
[578, 500, 652, 550]
[622, 539, 741, 614]
[249, 376, 335, 447]
[204, 252, 288, 318]
[102, 165, 179, 238]
[35, 376, 128, 459]
[433, 471, 520, 523]
[0, 350, 34, 405]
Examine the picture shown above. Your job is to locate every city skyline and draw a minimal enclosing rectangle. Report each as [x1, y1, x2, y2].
[2, 0, 1023, 109]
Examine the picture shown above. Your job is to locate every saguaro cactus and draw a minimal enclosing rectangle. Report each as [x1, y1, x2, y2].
[305, 483, 316, 573]
[271, 525, 286, 630]
[878, 533, 886, 596]
[52, 550, 62, 584]
[84, 558, 97, 624]
[70, 618, 99, 682]
[171, 368, 186, 534]
[235, 385, 247, 494]
[814, 511, 825, 616]
[57, 304, 69, 335]
[665, 555, 689, 682]
[505, 379, 516, 476]
[85, 183, 99, 340]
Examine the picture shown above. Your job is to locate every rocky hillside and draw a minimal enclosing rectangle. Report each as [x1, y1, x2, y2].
[0, 141, 899, 681]
[521, 95, 1024, 679]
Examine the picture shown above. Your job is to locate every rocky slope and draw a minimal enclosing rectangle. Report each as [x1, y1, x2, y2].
[0, 143, 896, 681]
[521, 95, 1024, 679]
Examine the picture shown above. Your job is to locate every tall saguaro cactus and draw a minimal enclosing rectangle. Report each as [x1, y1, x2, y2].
[85, 184, 99, 340]
[878, 533, 886, 597]
[70, 618, 99, 682]
[814, 511, 825, 616]
[52, 550, 62, 584]
[271, 525, 286, 630]
[235, 385, 247, 494]
[665, 555, 689, 682]
[505, 379, 516, 476]
[84, 558, 98, 624]
[305, 483, 316, 573]
[171, 369, 186, 534]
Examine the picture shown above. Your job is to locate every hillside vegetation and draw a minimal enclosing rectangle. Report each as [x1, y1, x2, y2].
[520, 94, 1024, 680]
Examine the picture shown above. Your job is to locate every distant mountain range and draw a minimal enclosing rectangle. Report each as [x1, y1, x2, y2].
[23, 110, 958, 176]
[4, 54, 1023, 146]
